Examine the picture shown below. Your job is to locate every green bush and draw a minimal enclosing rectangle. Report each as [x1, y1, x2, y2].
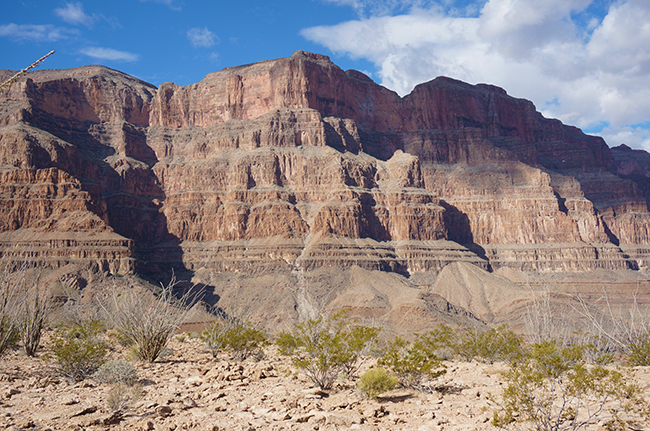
[220, 324, 267, 360]
[455, 325, 524, 364]
[49, 320, 109, 382]
[377, 336, 446, 390]
[94, 360, 138, 385]
[492, 341, 650, 430]
[417, 324, 459, 359]
[627, 334, 650, 366]
[358, 367, 398, 399]
[276, 311, 380, 389]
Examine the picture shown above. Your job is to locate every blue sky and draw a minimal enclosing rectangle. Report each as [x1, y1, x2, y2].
[2, 0, 650, 151]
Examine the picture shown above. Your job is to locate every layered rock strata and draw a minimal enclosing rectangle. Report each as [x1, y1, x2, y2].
[1, 51, 649, 276]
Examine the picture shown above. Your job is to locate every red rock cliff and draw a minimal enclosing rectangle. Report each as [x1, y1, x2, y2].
[1, 51, 649, 275]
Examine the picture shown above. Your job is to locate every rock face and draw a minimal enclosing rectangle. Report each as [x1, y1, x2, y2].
[1, 50, 650, 281]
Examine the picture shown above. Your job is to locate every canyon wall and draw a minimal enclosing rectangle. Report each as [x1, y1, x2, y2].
[1, 50, 649, 278]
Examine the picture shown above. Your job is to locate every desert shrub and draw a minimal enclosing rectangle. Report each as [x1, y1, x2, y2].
[220, 324, 267, 360]
[20, 280, 50, 357]
[492, 340, 650, 431]
[276, 311, 380, 389]
[202, 317, 268, 360]
[455, 325, 524, 364]
[49, 320, 109, 382]
[377, 336, 446, 390]
[358, 367, 398, 399]
[201, 320, 228, 358]
[0, 313, 19, 358]
[0, 253, 30, 357]
[104, 276, 199, 362]
[627, 334, 650, 366]
[94, 360, 138, 385]
[106, 382, 142, 415]
[417, 324, 459, 359]
[340, 324, 381, 377]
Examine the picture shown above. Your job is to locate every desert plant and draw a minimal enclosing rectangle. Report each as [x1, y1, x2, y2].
[219, 323, 267, 360]
[19, 276, 50, 357]
[340, 323, 381, 377]
[627, 334, 650, 366]
[105, 382, 142, 415]
[0, 51, 55, 89]
[0, 251, 45, 358]
[573, 289, 650, 356]
[94, 360, 138, 385]
[49, 320, 109, 381]
[377, 336, 446, 390]
[201, 319, 229, 358]
[276, 311, 380, 389]
[492, 340, 650, 431]
[0, 280, 20, 358]
[358, 367, 398, 399]
[104, 275, 199, 362]
[455, 325, 524, 364]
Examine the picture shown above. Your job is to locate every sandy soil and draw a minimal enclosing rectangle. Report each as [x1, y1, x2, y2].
[1, 334, 649, 431]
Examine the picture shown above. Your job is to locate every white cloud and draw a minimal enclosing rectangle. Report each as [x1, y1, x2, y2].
[600, 125, 650, 153]
[54, 2, 95, 27]
[303, 0, 650, 149]
[80, 47, 139, 62]
[187, 27, 218, 48]
[140, 0, 182, 11]
[0, 23, 77, 41]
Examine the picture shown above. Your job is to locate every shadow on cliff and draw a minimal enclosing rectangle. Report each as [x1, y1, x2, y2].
[441, 200, 492, 271]
[29, 105, 222, 309]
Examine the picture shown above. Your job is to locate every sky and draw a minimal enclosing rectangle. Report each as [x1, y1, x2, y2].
[2, 0, 650, 151]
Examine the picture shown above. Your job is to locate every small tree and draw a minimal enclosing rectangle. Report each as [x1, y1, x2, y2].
[276, 311, 380, 389]
[493, 341, 650, 431]
[104, 276, 199, 362]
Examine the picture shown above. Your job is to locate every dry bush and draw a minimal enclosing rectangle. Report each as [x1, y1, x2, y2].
[20, 275, 50, 357]
[0, 256, 22, 357]
[94, 360, 138, 385]
[106, 383, 142, 415]
[0, 251, 51, 357]
[573, 289, 650, 356]
[104, 275, 199, 362]
[0, 51, 54, 89]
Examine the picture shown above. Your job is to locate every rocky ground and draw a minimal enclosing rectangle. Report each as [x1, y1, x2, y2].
[1, 333, 649, 431]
